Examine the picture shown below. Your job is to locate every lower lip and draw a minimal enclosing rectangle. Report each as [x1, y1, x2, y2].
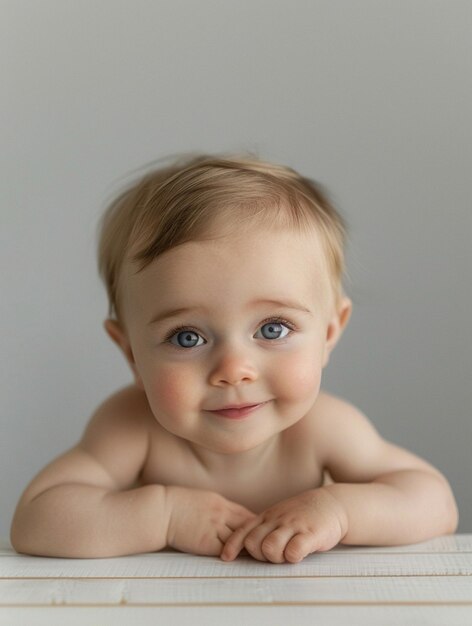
[209, 402, 268, 419]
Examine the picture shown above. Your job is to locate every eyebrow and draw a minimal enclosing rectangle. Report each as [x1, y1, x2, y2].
[148, 306, 206, 326]
[147, 299, 312, 326]
[255, 299, 312, 315]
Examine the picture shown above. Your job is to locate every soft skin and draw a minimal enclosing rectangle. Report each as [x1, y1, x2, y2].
[11, 225, 458, 561]
[106, 226, 351, 467]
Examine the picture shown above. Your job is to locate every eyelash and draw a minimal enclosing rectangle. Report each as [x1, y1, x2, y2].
[163, 316, 298, 349]
[258, 316, 298, 332]
[163, 324, 200, 347]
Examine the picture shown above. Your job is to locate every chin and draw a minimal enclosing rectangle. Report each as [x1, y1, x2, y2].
[218, 433, 275, 455]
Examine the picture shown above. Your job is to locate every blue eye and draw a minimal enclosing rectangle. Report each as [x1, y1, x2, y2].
[255, 321, 291, 340]
[169, 329, 205, 348]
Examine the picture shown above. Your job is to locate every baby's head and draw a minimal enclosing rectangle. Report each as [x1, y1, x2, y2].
[98, 153, 348, 324]
[97, 153, 352, 454]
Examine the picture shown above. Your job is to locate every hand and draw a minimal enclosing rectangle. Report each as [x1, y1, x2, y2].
[165, 486, 257, 557]
[220, 488, 348, 563]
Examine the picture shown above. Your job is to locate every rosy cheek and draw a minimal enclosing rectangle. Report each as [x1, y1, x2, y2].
[143, 365, 195, 418]
[277, 352, 321, 398]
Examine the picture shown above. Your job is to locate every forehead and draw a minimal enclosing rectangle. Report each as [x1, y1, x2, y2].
[121, 228, 332, 322]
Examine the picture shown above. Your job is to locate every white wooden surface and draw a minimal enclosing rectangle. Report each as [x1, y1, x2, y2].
[1, 534, 471, 625]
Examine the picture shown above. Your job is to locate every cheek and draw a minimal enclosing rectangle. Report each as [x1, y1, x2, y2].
[143, 364, 197, 417]
[274, 350, 322, 399]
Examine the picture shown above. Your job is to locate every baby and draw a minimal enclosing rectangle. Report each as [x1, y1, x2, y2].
[10, 153, 458, 563]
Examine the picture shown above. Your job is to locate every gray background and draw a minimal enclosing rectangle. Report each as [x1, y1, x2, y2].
[1, 0, 471, 538]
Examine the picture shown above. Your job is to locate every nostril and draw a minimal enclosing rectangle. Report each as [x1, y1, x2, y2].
[208, 358, 258, 387]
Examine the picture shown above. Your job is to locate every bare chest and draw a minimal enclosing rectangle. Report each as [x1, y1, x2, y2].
[140, 419, 324, 514]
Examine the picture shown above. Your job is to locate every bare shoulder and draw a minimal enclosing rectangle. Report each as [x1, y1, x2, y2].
[79, 384, 154, 489]
[87, 384, 154, 424]
[309, 390, 442, 483]
[14, 385, 155, 508]
[83, 384, 153, 441]
[308, 390, 361, 464]
[311, 389, 362, 427]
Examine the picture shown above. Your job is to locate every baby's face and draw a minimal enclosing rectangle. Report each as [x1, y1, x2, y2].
[116, 227, 345, 456]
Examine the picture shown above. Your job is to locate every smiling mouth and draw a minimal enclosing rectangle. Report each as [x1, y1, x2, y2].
[207, 401, 269, 419]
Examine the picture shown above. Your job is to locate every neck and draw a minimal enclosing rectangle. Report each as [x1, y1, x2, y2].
[187, 432, 281, 476]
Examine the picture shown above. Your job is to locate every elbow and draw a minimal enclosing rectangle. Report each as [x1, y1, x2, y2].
[435, 473, 459, 536]
[10, 517, 27, 555]
[446, 495, 459, 535]
[414, 469, 459, 537]
[377, 468, 459, 538]
[10, 504, 40, 556]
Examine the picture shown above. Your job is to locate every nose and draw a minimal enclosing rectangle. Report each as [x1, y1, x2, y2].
[208, 344, 259, 387]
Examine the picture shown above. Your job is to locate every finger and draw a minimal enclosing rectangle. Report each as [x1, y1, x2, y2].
[232, 504, 258, 521]
[226, 510, 259, 535]
[284, 532, 318, 563]
[220, 526, 248, 561]
[220, 516, 262, 561]
[260, 526, 297, 563]
[192, 532, 226, 557]
[217, 524, 237, 546]
[242, 522, 281, 562]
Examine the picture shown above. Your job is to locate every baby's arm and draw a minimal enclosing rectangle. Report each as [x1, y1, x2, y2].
[222, 395, 458, 562]
[317, 397, 458, 546]
[10, 386, 255, 559]
[10, 388, 169, 558]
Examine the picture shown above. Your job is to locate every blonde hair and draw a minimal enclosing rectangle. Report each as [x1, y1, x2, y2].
[97, 152, 348, 321]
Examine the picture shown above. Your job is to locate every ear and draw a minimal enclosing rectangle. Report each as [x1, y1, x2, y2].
[322, 296, 352, 367]
[103, 318, 144, 390]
